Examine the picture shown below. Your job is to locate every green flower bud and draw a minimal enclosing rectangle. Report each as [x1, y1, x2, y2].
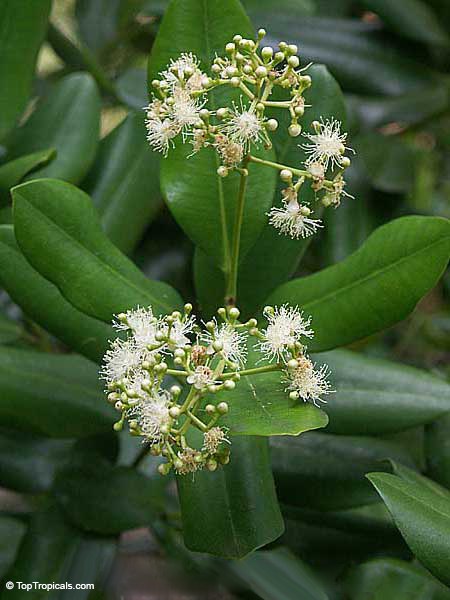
[217, 402, 229, 414]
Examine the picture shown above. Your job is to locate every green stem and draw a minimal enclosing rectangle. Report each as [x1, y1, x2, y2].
[167, 369, 188, 378]
[222, 363, 282, 378]
[225, 164, 249, 306]
[248, 154, 310, 178]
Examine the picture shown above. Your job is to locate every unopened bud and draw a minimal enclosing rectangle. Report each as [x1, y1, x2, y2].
[288, 123, 301, 137]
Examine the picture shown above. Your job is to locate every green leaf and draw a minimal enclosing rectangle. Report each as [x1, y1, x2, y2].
[2, 505, 79, 598]
[177, 436, 284, 558]
[266, 17, 437, 96]
[0, 517, 26, 580]
[345, 558, 450, 600]
[426, 414, 450, 489]
[272, 432, 416, 511]
[0, 347, 114, 438]
[12, 178, 183, 322]
[355, 131, 422, 194]
[6, 73, 101, 185]
[267, 216, 450, 352]
[116, 67, 148, 110]
[54, 459, 164, 535]
[82, 111, 162, 254]
[152, 0, 276, 271]
[314, 350, 450, 435]
[230, 547, 328, 600]
[0, 312, 22, 345]
[368, 466, 450, 586]
[360, 0, 449, 46]
[0, 428, 73, 493]
[0, 0, 51, 141]
[0, 149, 56, 206]
[0, 225, 112, 363]
[194, 65, 347, 316]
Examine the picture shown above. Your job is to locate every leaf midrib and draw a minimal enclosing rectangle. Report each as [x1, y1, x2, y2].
[17, 193, 174, 313]
[297, 234, 450, 311]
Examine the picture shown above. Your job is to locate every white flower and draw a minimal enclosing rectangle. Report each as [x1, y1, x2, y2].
[101, 338, 142, 384]
[128, 389, 171, 443]
[203, 427, 230, 454]
[145, 117, 179, 155]
[284, 356, 333, 406]
[114, 306, 160, 351]
[268, 199, 323, 240]
[257, 305, 314, 362]
[201, 321, 247, 367]
[171, 88, 204, 133]
[302, 118, 350, 171]
[161, 53, 203, 90]
[187, 365, 217, 390]
[215, 134, 244, 167]
[175, 447, 203, 475]
[165, 315, 196, 348]
[220, 101, 265, 150]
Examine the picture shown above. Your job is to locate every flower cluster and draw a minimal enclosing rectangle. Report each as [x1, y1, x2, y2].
[145, 29, 354, 241]
[101, 303, 332, 475]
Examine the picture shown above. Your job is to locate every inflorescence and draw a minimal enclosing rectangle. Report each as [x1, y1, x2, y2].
[145, 29, 354, 241]
[102, 304, 333, 476]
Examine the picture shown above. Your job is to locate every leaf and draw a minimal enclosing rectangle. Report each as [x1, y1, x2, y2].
[12, 178, 183, 322]
[0, 347, 114, 438]
[2, 505, 79, 598]
[360, 0, 449, 46]
[116, 67, 148, 110]
[6, 73, 101, 185]
[0, 428, 73, 493]
[267, 216, 450, 352]
[230, 547, 328, 600]
[82, 111, 162, 254]
[0, 149, 56, 206]
[368, 467, 450, 585]
[152, 0, 276, 271]
[0, 312, 22, 345]
[0, 0, 51, 141]
[0, 517, 26, 580]
[0, 225, 113, 363]
[54, 459, 164, 535]
[271, 432, 416, 511]
[345, 558, 450, 600]
[355, 131, 422, 194]
[314, 350, 450, 435]
[265, 17, 438, 96]
[194, 65, 347, 316]
[177, 436, 284, 559]
[426, 414, 450, 489]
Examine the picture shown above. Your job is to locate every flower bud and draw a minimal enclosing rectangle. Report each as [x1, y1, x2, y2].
[262, 46, 274, 61]
[169, 406, 181, 418]
[258, 28, 267, 38]
[274, 51, 285, 62]
[217, 402, 229, 414]
[229, 307, 240, 319]
[289, 391, 299, 400]
[287, 359, 299, 370]
[216, 107, 228, 119]
[217, 166, 229, 177]
[206, 458, 218, 471]
[158, 463, 171, 475]
[226, 42, 236, 53]
[255, 66, 268, 78]
[205, 404, 216, 414]
[266, 118, 279, 131]
[288, 123, 302, 137]
[224, 380, 235, 391]
[300, 205, 311, 216]
[341, 156, 351, 168]
[230, 77, 240, 87]
[288, 44, 298, 55]
[288, 56, 300, 68]
[243, 64, 253, 75]
[280, 169, 293, 182]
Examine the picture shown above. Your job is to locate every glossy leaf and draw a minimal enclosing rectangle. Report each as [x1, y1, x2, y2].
[345, 558, 450, 599]
[271, 432, 416, 511]
[0, 347, 114, 438]
[2, 505, 79, 598]
[195, 65, 347, 315]
[6, 73, 101, 184]
[177, 436, 284, 558]
[368, 465, 450, 585]
[267, 216, 450, 352]
[12, 179, 183, 321]
[54, 459, 164, 535]
[0, 0, 51, 141]
[0, 428, 73, 493]
[360, 0, 449, 46]
[426, 414, 450, 489]
[0, 225, 112, 362]
[153, 0, 276, 271]
[82, 111, 162, 254]
[0, 149, 56, 206]
[230, 547, 328, 600]
[0, 517, 26, 580]
[265, 17, 437, 96]
[0, 312, 22, 345]
[314, 350, 450, 435]
[116, 68, 148, 110]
